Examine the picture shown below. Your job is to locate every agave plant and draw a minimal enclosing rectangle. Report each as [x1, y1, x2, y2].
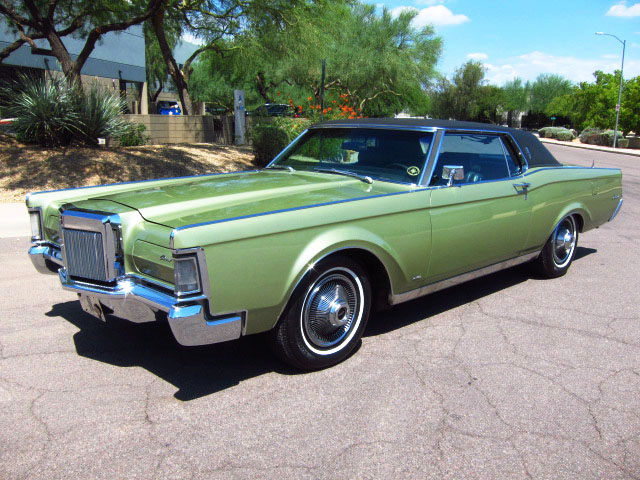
[73, 82, 128, 145]
[0, 75, 133, 146]
[0, 74, 79, 146]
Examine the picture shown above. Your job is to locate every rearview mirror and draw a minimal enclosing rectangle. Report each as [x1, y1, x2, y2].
[442, 165, 465, 187]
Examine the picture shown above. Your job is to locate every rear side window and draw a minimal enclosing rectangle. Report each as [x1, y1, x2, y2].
[430, 133, 511, 186]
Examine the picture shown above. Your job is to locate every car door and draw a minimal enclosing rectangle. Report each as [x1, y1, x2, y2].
[426, 131, 532, 282]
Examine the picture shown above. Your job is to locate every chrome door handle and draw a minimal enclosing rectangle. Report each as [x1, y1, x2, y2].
[513, 182, 531, 198]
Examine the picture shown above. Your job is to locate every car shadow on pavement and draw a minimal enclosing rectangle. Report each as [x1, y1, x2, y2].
[47, 247, 596, 400]
[46, 301, 290, 401]
[365, 246, 597, 338]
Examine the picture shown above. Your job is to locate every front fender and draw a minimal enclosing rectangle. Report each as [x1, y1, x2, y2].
[277, 227, 407, 323]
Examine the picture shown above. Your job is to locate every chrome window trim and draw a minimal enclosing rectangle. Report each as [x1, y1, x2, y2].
[424, 128, 531, 187]
[266, 129, 309, 167]
[524, 166, 620, 176]
[389, 250, 541, 305]
[267, 127, 436, 187]
[309, 124, 439, 133]
[436, 127, 530, 173]
[420, 128, 445, 187]
[499, 136, 517, 177]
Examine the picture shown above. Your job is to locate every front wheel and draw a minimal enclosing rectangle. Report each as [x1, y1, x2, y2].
[269, 256, 371, 370]
[534, 215, 579, 278]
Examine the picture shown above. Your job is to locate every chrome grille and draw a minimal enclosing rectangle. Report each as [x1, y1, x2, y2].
[63, 228, 108, 281]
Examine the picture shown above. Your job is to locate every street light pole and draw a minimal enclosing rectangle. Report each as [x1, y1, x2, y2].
[596, 32, 626, 148]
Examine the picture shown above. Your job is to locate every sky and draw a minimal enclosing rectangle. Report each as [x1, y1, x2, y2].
[375, 0, 640, 85]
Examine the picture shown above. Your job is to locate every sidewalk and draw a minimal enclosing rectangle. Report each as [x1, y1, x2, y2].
[539, 137, 640, 157]
[0, 203, 29, 238]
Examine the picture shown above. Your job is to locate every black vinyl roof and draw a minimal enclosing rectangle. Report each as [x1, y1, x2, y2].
[315, 118, 561, 168]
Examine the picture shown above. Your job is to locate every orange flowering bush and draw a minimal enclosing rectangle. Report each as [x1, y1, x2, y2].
[294, 93, 364, 123]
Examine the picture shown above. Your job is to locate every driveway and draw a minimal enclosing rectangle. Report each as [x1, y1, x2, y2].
[0, 146, 638, 479]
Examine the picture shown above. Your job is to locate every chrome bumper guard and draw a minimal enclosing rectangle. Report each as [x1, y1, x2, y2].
[29, 241, 242, 346]
[57, 269, 243, 346]
[29, 243, 63, 275]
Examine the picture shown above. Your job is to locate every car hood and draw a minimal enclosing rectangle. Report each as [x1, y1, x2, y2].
[88, 170, 400, 229]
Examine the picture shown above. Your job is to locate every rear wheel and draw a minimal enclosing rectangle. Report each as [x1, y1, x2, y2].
[270, 256, 371, 370]
[534, 215, 579, 278]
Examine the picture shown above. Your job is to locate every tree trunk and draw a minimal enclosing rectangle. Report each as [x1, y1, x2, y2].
[256, 72, 271, 103]
[151, 81, 163, 103]
[151, 6, 191, 115]
[45, 31, 81, 85]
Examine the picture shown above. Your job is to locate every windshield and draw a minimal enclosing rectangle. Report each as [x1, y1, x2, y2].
[271, 128, 433, 184]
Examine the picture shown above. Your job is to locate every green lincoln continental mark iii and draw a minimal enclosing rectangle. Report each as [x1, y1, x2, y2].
[27, 119, 623, 369]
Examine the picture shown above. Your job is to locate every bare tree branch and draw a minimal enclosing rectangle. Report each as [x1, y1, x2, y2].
[0, 37, 25, 62]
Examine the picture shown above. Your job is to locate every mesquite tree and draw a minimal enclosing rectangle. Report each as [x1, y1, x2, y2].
[0, 0, 161, 85]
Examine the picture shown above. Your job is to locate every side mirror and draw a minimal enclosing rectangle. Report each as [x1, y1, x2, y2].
[442, 165, 465, 187]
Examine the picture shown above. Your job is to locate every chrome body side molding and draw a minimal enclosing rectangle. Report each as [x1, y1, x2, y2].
[389, 251, 541, 305]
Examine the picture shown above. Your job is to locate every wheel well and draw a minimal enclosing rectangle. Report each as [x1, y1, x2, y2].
[572, 213, 584, 233]
[325, 248, 392, 312]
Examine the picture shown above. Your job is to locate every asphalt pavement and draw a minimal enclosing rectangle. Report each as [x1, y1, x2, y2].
[0, 145, 638, 479]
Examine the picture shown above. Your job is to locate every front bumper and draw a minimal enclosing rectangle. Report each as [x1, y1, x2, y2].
[29, 245, 243, 346]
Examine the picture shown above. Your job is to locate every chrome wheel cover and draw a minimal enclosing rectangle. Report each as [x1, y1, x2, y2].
[300, 268, 364, 355]
[552, 216, 577, 268]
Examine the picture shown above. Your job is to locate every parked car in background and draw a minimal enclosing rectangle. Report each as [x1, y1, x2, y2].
[156, 101, 181, 115]
[250, 103, 293, 117]
[26, 119, 623, 370]
[204, 105, 228, 116]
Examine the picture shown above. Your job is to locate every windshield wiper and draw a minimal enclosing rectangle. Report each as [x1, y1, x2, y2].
[313, 168, 373, 184]
[265, 165, 295, 172]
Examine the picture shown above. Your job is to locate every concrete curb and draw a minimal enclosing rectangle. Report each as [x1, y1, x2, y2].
[539, 137, 640, 158]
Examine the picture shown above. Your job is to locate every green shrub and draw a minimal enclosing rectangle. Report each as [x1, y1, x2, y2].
[251, 117, 312, 167]
[74, 83, 128, 145]
[252, 124, 290, 167]
[601, 130, 625, 147]
[617, 138, 629, 148]
[555, 130, 575, 141]
[579, 127, 602, 144]
[118, 122, 148, 146]
[538, 126, 575, 141]
[271, 117, 312, 142]
[578, 127, 626, 147]
[0, 74, 79, 146]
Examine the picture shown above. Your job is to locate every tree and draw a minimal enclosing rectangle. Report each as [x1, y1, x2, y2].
[430, 61, 485, 121]
[149, 0, 279, 115]
[190, 1, 442, 117]
[530, 74, 572, 114]
[619, 75, 640, 135]
[144, 19, 180, 103]
[502, 78, 529, 127]
[475, 85, 503, 124]
[0, 0, 161, 84]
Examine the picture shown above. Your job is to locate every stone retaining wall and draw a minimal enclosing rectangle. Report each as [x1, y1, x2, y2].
[122, 114, 234, 145]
